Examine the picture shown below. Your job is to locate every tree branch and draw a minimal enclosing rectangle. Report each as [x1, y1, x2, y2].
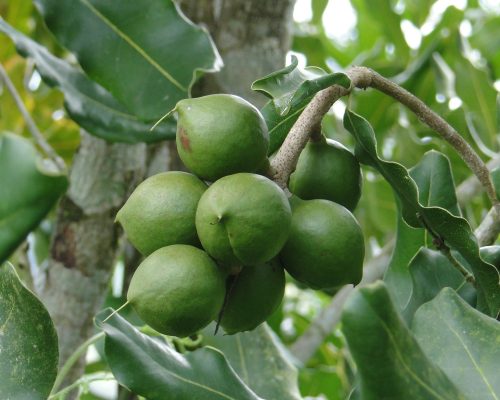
[289, 242, 392, 364]
[456, 157, 500, 206]
[367, 70, 499, 213]
[269, 67, 499, 218]
[475, 207, 500, 247]
[270, 66, 372, 188]
[0, 62, 66, 172]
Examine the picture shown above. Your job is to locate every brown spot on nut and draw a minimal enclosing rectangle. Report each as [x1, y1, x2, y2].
[179, 126, 191, 152]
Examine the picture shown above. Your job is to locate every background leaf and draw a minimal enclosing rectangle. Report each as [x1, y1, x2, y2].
[35, 0, 221, 120]
[0, 18, 177, 143]
[0, 133, 67, 263]
[203, 323, 302, 400]
[412, 288, 500, 400]
[343, 110, 500, 318]
[96, 310, 263, 400]
[0, 262, 58, 399]
[341, 281, 466, 400]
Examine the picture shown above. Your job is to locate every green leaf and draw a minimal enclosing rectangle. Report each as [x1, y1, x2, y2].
[203, 323, 301, 400]
[341, 281, 467, 400]
[384, 150, 461, 311]
[0, 262, 58, 399]
[357, 0, 409, 62]
[343, 110, 500, 318]
[0, 133, 67, 263]
[0, 17, 176, 143]
[412, 288, 500, 400]
[454, 55, 498, 153]
[403, 248, 476, 323]
[469, 16, 500, 78]
[35, 0, 221, 120]
[96, 309, 262, 400]
[252, 57, 350, 154]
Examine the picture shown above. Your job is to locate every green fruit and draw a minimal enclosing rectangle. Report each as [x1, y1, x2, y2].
[220, 259, 285, 334]
[289, 135, 362, 211]
[116, 171, 207, 256]
[280, 197, 364, 289]
[196, 173, 292, 266]
[127, 245, 225, 337]
[176, 94, 269, 181]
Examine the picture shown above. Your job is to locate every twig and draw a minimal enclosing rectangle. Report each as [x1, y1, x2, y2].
[456, 157, 500, 206]
[475, 207, 500, 247]
[51, 332, 105, 394]
[289, 242, 392, 364]
[0, 62, 66, 172]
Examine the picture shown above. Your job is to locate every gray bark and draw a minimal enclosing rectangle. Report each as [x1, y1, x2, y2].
[39, 0, 295, 394]
[180, 0, 295, 106]
[38, 132, 146, 390]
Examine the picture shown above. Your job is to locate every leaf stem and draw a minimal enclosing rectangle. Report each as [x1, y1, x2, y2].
[0, 62, 66, 173]
[49, 373, 114, 399]
[51, 331, 105, 394]
[416, 212, 476, 286]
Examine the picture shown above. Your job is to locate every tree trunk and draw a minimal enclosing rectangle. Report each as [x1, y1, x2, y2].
[39, 0, 294, 394]
[38, 132, 146, 390]
[180, 0, 295, 105]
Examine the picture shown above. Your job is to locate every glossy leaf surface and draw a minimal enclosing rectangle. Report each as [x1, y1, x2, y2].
[0, 262, 58, 399]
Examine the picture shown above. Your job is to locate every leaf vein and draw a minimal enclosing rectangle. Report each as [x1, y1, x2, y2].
[79, 0, 187, 92]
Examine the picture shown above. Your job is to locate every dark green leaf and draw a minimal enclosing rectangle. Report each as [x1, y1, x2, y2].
[344, 110, 500, 317]
[203, 323, 301, 400]
[0, 133, 67, 263]
[252, 57, 350, 154]
[0, 262, 58, 399]
[413, 288, 500, 399]
[403, 248, 476, 323]
[96, 309, 262, 400]
[341, 281, 466, 400]
[385, 150, 461, 311]
[35, 0, 221, 120]
[0, 18, 176, 143]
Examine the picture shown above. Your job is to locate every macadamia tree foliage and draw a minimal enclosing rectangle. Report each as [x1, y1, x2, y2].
[1, 1, 499, 399]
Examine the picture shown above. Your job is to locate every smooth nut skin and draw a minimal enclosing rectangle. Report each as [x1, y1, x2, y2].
[116, 171, 207, 256]
[289, 136, 362, 211]
[127, 245, 226, 337]
[219, 259, 285, 334]
[196, 173, 292, 266]
[280, 197, 364, 289]
[176, 94, 269, 181]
